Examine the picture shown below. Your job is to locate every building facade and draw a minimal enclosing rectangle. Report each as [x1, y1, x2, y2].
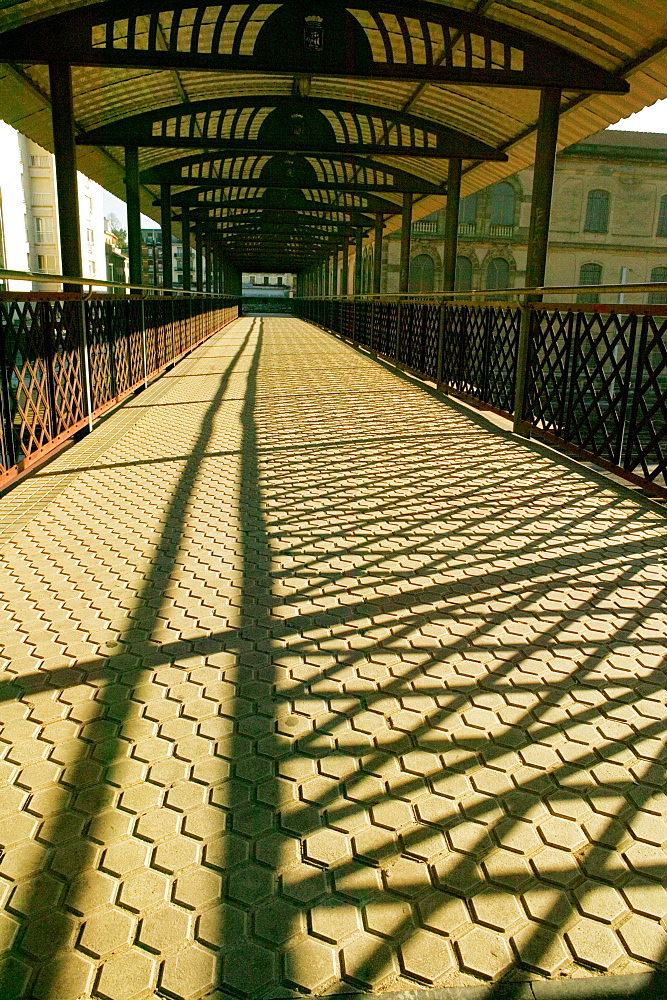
[0, 120, 106, 291]
[140, 228, 197, 289]
[104, 222, 129, 284]
[242, 273, 294, 297]
[384, 130, 667, 302]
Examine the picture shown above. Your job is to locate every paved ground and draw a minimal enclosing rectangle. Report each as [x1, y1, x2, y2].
[1, 316, 667, 1000]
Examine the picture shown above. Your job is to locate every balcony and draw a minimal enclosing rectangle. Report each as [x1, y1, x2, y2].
[489, 224, 514, 239]
[458, 222, 476, 236]
[412, 221, 438, 234]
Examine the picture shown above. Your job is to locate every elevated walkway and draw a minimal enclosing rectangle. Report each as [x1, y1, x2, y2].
[1, 318, 666, 1000]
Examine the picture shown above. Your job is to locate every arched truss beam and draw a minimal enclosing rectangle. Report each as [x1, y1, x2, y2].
[0, 0, 627, 93]
[170, 185, 400, 215]
[141, 152, 443, 194]
[77, 97, 507, 160]
[177, 204, 376, 226]
[199, 220, 366, 237]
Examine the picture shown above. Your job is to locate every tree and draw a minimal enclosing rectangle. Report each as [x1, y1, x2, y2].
[106, 212, 128, 252]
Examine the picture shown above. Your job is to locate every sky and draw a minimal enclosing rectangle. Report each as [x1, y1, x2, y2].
[103, 187, 158, 230]
[102, 99, 667, 225]
[607, 97, 667, 132]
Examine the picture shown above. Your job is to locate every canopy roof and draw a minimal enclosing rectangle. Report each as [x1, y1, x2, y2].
[0, 0, 665, 269]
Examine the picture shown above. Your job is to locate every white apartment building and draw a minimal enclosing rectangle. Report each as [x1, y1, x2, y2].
[0, 120, 106, 291]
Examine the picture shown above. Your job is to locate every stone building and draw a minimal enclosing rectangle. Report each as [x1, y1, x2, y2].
[0, 119, 106, 291]
[384, 130, 667, 302]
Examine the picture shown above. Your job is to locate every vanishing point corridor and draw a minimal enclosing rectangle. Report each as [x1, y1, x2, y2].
[1, 317, 667, 1000]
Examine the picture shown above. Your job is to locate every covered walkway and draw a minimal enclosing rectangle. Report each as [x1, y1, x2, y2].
[1, 317, 667, 1000]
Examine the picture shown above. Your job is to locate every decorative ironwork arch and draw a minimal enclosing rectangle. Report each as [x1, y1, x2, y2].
[170, 185, 400, 215]
[77, 96, 508, 159]
[141, 152, 443, 194]
[0, 0, 627, 93]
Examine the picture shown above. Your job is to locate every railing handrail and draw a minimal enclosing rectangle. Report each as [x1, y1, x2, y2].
[0, 267, 238, 298]
[296, 281, 667, 302]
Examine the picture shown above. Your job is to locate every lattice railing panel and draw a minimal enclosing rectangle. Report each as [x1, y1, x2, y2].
[2, 299, 56, 463]
[48, 301, 86, 436]
[624, 311, 667, 486]
[458, 306, 490, 401]
[355, 301, 372, 346]
[524, 308, 575, 433]
[566, 310, 637, 465]
[486, 306, 520, 414]
[0, 293, 238, 487]
[87, 299, 115, 410]
[439, 305, 466, 389]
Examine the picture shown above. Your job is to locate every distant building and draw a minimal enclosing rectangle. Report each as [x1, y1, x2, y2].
[105, 221, 129, 284]
[242, 273, 294, 297]
[0, 120, 105, 291]
[383, 129, 667, 302]
[141, 228, 195, 289]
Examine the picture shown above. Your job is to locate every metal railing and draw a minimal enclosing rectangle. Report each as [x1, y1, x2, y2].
[296, 283, 667, 499]
[0, 268, 240, 489]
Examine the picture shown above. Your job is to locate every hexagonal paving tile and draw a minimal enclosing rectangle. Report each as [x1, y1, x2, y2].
[304, 828, 352, 868]
[311, 897, 362, 943]
[173, 868, 223, 910]
[565, 917, 625, 971]
[79, 908, 136, 959]
[399, 927, 454, 984]
[5, 319, 667, 1000]
[456, 926, 514, 980]
[284, 935, 338, 991]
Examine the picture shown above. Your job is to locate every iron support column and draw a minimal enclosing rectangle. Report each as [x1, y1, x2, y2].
[181, 207, 191, 292]
[49, 63, 82, 284]
[373, 215, 384, 294]
[195, 228, 203, 292]
[125, 146, 142, 288]
[442, 159, 462, 292]
[514, 87, 561, 437]
[160, 184, 173, 289]
[399, 192, 413, 294]
[525, 88, 561, 292]
[332, 249, 339, 296]
[341, 235, 350, 296]
[354, 230, 363, 296]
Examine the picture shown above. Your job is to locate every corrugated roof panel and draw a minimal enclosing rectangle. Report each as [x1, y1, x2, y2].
[0, 0, 665, 246]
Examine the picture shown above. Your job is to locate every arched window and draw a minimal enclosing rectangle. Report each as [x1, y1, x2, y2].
[657, 196, 667, 237]
[455, 256, 473, 292]
[459, 194, 477, 225]
[578, 262, 602, 303]
[648, 266, 667, 305]
[584, 190, 610, 233]
[409, 254, 435, 293]
[486, 257, 510, 291]
[489, 183, 515, 226]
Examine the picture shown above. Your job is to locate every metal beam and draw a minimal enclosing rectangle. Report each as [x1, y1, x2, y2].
[0, 1, 628, 94]
[142, 152, 445, 194]
[183, 205, 376, 227]
[161, 183, 173, 288]
[181, 205, 191, 291]
[76, 97, 508, 161]
[170, 185, 402, 215]
[125, 145, 143, 287]
[525, 88, 561, 291]
[341, 235, 350, 295]
[195, 225, 203, 292]
[442, 159, 461, 292]
[373, 214, 384, 294]
[354, 230, 364, 296]
[399, 192, 413, 294]
[49, 62, 82, 282]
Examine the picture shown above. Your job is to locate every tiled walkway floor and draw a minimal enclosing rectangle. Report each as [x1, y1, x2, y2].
[1, 317, 667, 1000]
